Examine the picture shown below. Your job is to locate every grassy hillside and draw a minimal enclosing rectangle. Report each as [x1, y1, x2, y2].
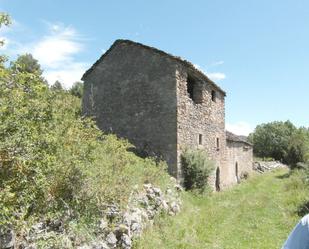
[135, 169, 309, 249]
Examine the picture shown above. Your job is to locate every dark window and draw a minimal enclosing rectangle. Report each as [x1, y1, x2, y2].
[187, 75, 203, 104]
[211, 90, 216, 102]
[199, 134, 203, 145]
[216, 138, 220, 151]
[187, 76, 195, 100]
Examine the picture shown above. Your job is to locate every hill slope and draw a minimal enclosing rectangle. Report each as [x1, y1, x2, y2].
[135, 169, 309, 249]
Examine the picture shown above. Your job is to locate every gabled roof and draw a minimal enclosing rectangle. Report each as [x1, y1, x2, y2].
[82, 39, 226, 96]
[226, 131, 252, 146]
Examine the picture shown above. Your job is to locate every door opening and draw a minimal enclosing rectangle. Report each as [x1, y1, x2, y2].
[235, 162, 239, 183]
[215, 167, 220, 191]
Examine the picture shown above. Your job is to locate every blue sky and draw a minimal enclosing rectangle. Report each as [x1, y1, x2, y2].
[0, 0, 308, 135]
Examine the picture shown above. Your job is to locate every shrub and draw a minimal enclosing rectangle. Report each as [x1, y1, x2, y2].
[0, 64, 170, 227]
[69, 81, 83, 98]
[250, 121, 309, 167]
[181, 149, 214, 192]
[240, 171, 249, 180]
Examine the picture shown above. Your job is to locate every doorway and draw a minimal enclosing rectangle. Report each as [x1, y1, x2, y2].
[215, 167, 220, 191]
[235, 162, 239, 183]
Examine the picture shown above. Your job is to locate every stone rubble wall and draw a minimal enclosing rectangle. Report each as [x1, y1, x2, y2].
[1, 180, 182, 249]
[225, 141, 253, 186]
[253, 161, 287, 173]
[175, 65, 226, 188]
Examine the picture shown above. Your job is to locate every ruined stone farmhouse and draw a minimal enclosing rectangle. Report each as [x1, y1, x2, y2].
[82, 39, 253, 190]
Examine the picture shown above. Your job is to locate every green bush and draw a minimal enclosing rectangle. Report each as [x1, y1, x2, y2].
[181, 149, 214, 192]
[250, 121, 309, 168]
[0, 64, 170, 227]
[69, 81, 83, 98]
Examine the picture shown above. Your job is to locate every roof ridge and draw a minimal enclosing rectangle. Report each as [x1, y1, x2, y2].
[82, 39, 226, 95]
[226, 130, 252, 146]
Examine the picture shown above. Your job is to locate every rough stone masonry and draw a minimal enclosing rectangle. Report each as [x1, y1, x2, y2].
[82, 39, 253, 190]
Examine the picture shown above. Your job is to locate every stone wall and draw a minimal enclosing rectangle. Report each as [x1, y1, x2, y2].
[175, 64, 227, 189]
[253, 161, 287, 173]
[82, 40, 254, 190]
[3, 182, 182, 249]
[225, 141, 253, 185]
[82, 42, 178, 176]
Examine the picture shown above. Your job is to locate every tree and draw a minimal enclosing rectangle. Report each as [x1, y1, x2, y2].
[0, 13, 10, 28]
[287, 127, 309, 165]
[0, 13, 11, 65]
[51, 80, 64, 91]
[69, 81, 83, 98]
[0, 58, 169, 227]
[251, 121, 309, 167]
[252, 121, 296, 162]
[10, 53, 43, 75]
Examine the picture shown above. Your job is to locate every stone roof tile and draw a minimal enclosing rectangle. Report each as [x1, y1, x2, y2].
[226, 131, 252, 146]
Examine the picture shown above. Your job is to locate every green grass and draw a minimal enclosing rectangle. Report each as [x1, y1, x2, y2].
[134, 169, 309, 249]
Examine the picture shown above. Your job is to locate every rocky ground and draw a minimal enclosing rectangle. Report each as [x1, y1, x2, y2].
[0, 179, 182, 249]
[253, 161, 287, 173]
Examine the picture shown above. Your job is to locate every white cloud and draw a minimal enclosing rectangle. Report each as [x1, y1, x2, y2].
[193, 64, 226, 82]
[2, 22, 88, 88]
[193, 64, 202, 70]
[29, 24, 88, 87]
[32, 25, 82, 69]
[44, 62, 87, 88]
[207, 72, 226, 81]
[211, 60, 224, 66]
[226, 122, 254, 136]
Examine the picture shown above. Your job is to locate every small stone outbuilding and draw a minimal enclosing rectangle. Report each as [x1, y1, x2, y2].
[82, 39, 253, 190]
[225, 131, 253, 186]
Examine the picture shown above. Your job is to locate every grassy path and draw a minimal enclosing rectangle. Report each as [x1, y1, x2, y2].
[135, 169, 309, 249]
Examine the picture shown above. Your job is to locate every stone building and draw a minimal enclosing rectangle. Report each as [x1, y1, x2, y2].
[82, 39, 253, 190]
[225, 131, 253, 187]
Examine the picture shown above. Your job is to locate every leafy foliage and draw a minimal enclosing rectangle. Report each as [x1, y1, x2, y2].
[69, 81, 83, 98]
[0, 61, 169, 227]
[0, 14, 170, 236]
[287, 128, 309, 165]
[0, 12, 11, 64]
[181, 149, 214, 192]
[10, 53, 43, 75]
[249, 121, 309, 167]
[50, 80, 64, 91]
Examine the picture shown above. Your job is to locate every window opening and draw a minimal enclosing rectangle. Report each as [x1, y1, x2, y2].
[187, 75, 203, 104]
[199, 134, 203, 145]
[211, 90, 216, 102]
